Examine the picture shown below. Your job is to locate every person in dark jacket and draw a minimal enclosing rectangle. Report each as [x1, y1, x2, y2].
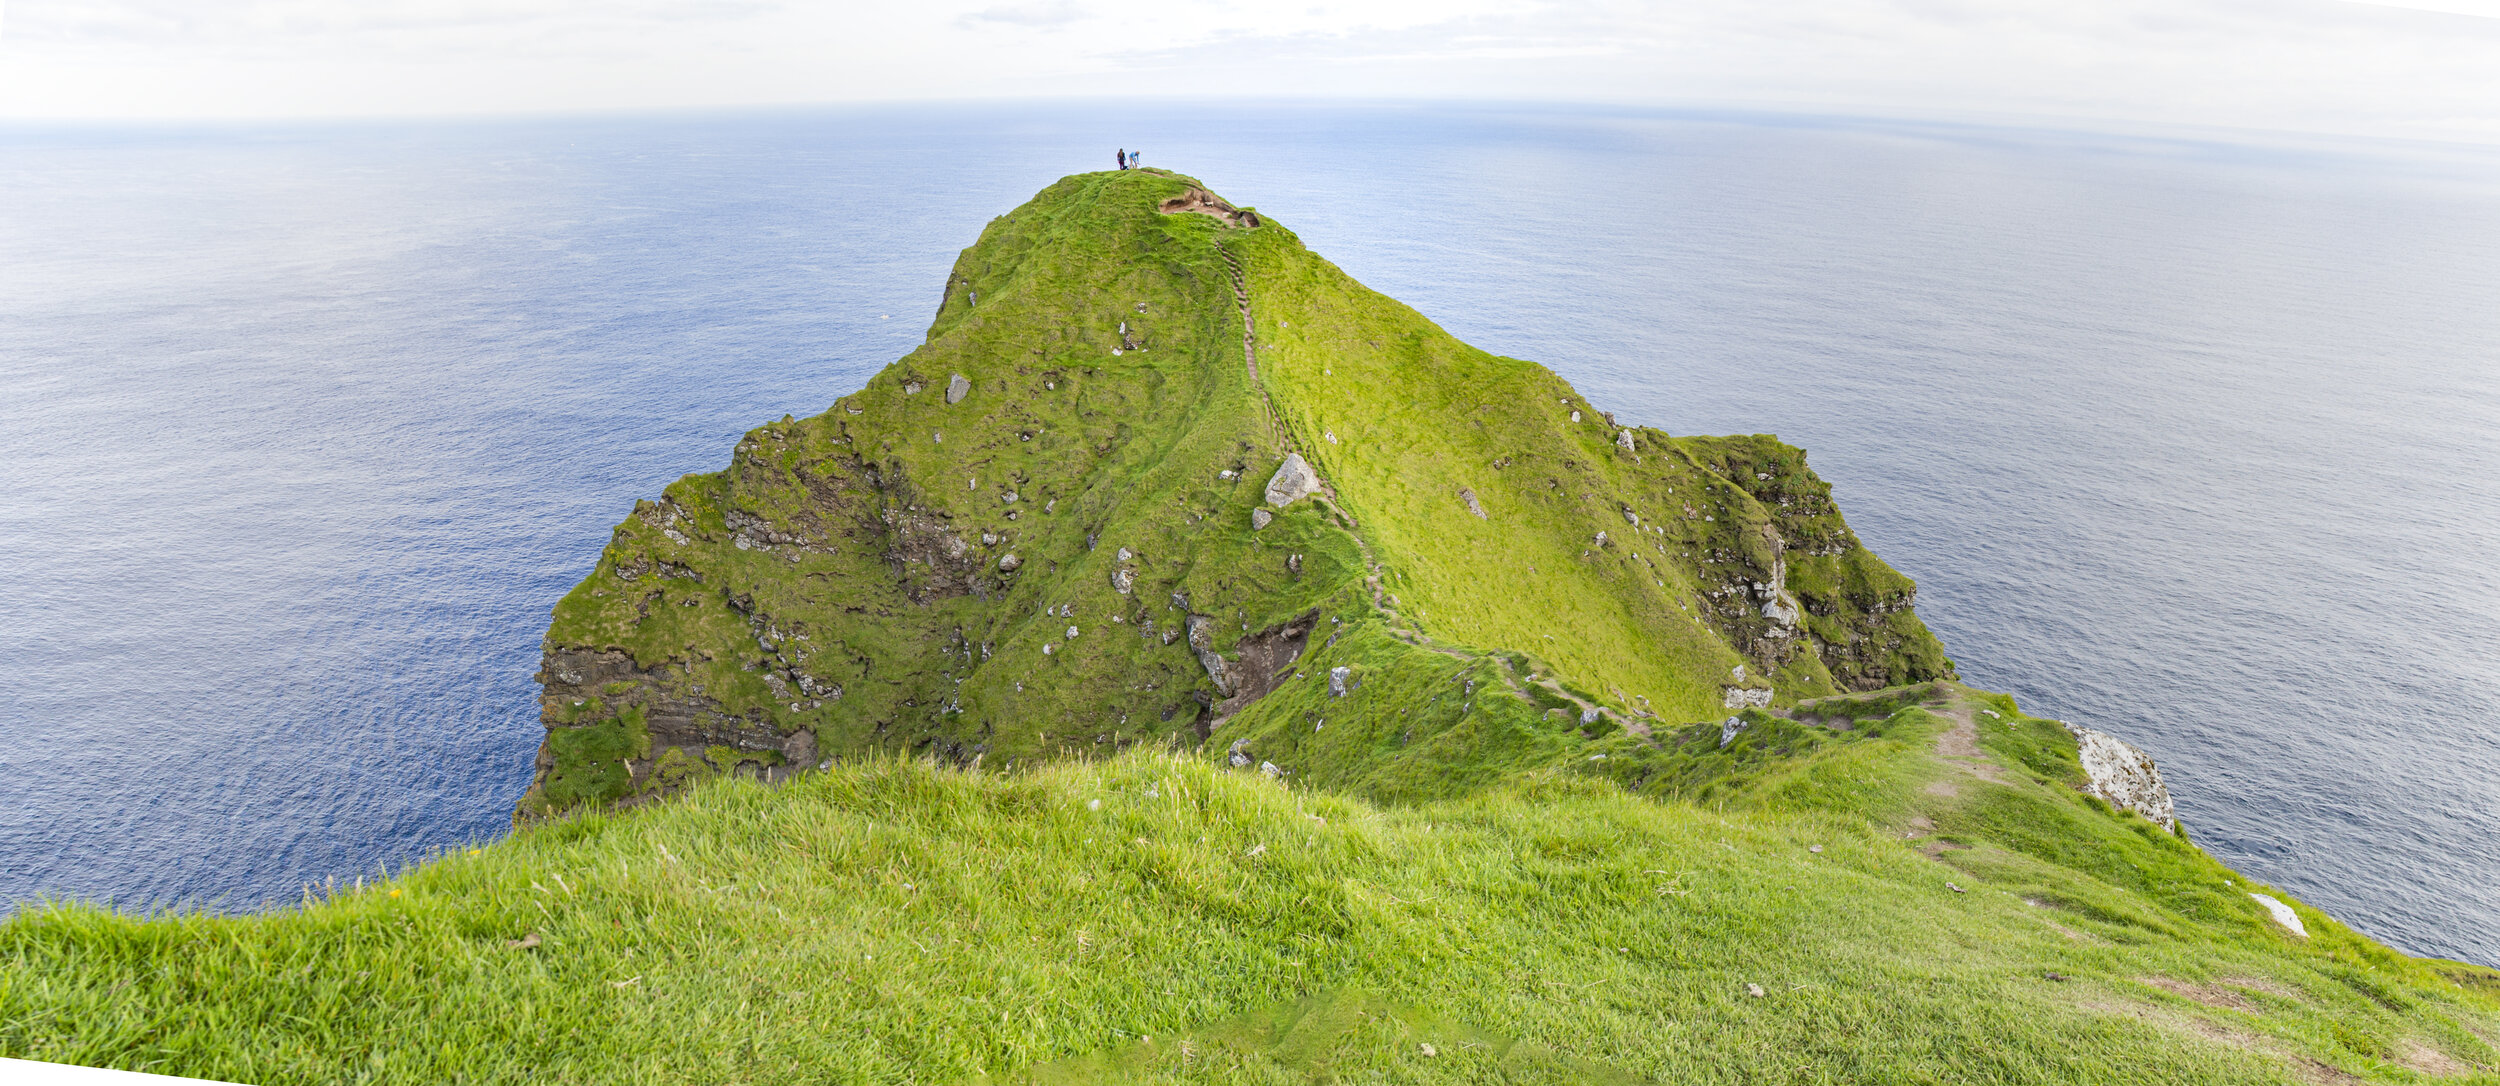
[1117, 149, 1128, 169]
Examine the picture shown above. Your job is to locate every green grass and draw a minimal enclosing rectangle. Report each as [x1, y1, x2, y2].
[6, 686, 2494, 1084]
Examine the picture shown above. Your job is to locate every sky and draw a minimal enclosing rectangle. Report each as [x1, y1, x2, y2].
[2, 0, 2498, 142]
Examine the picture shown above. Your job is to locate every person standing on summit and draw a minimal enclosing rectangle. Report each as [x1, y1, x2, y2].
[1117, 149, 1128, 170]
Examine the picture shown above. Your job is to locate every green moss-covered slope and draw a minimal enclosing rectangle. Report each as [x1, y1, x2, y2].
[522, 170, 1948, 817]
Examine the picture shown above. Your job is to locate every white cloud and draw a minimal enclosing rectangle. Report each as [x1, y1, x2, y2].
[2, 0, 2497, 142]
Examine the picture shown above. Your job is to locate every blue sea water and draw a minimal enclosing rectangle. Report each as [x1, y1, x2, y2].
[3, 104, 2496, 966]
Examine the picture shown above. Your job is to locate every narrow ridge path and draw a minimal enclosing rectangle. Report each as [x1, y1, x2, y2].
[1215, 242, 1291, 454]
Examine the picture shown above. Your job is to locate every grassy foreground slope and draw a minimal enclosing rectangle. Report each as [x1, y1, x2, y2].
[5, 685, 2496, 1084]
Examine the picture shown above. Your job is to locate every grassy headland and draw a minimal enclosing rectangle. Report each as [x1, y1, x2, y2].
[5, 171, 2492, 1083]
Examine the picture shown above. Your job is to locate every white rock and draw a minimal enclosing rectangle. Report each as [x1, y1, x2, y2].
[2249, 893, 2307, 937]
[2064, 723, 2178, 830]
[1719, 716, 1747, 748]
[1723, 686, 1773, 710]
[1252, 508, 1274, 530]
[1616, 429, 1636, 453]
[946, 373, 971, 404]
[1265, 453, 1321, 506]
[1328, 666, 1351, 697]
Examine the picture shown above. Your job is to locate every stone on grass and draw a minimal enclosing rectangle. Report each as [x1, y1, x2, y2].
[946, 373, 971, 404]
[1329, 666, 1351, 697]
[1252, 508, 1274, 530]
[1265, 453, 1321, 507]
[1719, 716, 1747, 748]
[2250, 893, 2308, 937]
[2063, 722, 2178, 830]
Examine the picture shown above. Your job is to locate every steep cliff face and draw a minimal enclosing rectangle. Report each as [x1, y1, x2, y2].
[520, 170, 1952, 818]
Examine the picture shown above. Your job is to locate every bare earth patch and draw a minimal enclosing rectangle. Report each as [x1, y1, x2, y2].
[2145, 976, 2259, 1013]
[2399, 1038, 2474, 1076]
[2075, 994, 2359, 1085]
[1931, 700, 2010, 784]
[2024, 899, 2091, 941]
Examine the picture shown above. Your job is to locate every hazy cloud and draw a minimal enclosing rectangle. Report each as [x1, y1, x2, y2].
[958, 2, 1088, 29]
[3, 0, 2497, 142]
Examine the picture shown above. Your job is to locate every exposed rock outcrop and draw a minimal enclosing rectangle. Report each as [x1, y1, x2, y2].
[2064, 722, 2178, 830]
[1158, 185, 1262, 228]
[1211, 612, 1319, 720]
[1722, 686, 1774, 710]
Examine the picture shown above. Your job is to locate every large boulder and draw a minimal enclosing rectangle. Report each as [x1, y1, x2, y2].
[1265, 453, 1320, 507]
[2064, 723, 2178, 830]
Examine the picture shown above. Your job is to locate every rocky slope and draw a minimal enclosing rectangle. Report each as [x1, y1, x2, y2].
[521, 170, 1953, 817]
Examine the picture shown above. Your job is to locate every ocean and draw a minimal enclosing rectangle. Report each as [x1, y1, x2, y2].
[3, 103, 2495, 966]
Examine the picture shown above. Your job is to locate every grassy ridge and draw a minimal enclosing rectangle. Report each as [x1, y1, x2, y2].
[519, 169, 1950, 817]
[6, 686, 2493, 1083]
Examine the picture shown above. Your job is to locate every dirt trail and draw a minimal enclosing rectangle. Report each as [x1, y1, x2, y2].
[1213, 243, 1289, 453]
[1925, 689, 2009, 796]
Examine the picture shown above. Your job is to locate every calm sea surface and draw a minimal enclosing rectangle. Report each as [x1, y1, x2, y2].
[4, 105, 2496, 966]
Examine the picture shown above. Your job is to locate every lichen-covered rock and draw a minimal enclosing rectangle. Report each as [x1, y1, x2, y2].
[1265, 453, 1320, 507]
[1723, 686, 1774, 710]
[2064, 722, 2177, 830]
[945, 373, 971, 404]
